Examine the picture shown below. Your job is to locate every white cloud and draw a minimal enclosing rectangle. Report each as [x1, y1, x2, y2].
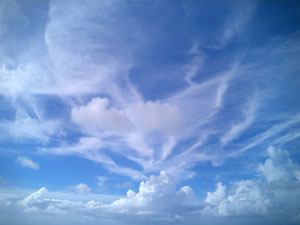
[13, 149, 300, 224]
[17, 156, 39, 170]
[0, 111, 59, 143]
[207, 1, 256, 49]
[203, 147, 300, 218]
[62, 96, 186, 177]
[221, 96, 257, 145]
[18, 171, 200, 222]
[0, 0, 263, 184]
[96, 177, 107, 189]
[116, 181, 133, 189]
[205, 182, 226, 206]
[258, 147, 300, 182]
[130, 101, 183, 135]
[0, 192, 16, 207]
[72, 97, 184, 137]
[233, 116, 300, 155]
[70, 183, 91, 194]
[109, 171, 197, 214]
[72, 97, 133, 136]
[203, 180, 271, 216]
[40, 138, 146, 180]
[184, 54, 203, 86]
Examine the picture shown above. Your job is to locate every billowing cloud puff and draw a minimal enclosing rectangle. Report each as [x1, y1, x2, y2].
[16, 148, 300, 224]
[203, 180, 271, 216]
[109, 171, 197, 215]
[203, 147, 300, 221]
[18, 172, 199, 222]
[258, 147, 300, 183]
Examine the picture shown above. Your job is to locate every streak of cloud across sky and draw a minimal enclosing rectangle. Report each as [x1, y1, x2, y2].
[0, 1, 300, 225]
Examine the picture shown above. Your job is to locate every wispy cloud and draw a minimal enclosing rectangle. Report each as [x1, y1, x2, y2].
[206, 1, 257, 49]
[233, 116, 300, 155]
[220, 95, 258, 145]
[17, 156, 39, 170]
[69, 183, 91, 194]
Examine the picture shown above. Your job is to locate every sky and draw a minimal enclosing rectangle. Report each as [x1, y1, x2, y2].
[0, 0, 300, 224]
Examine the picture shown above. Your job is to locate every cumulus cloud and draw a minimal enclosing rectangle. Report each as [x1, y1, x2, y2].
[15, 149, 300, 224]
[258, 147, 300, 183]
[203, 180, 271, 216]
[18, 171, 199, 222]
[109, 171, 198, 215]
[17, 156, 39, 170]
[203, 147, 300, 220]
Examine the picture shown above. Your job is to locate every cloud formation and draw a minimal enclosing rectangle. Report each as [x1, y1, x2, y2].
[0, 0, 299, 182]
[1, 1, 300, 224]
[17, 156, 39, 170]
[203, 147, 300, 221]
[14, 147, 300, 224]
[70, 183, 91, 194]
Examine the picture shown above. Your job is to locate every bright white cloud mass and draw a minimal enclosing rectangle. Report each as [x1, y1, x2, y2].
[0, 0, 300, 225]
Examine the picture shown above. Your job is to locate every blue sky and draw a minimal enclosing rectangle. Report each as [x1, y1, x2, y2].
[0, 0, 300, 224]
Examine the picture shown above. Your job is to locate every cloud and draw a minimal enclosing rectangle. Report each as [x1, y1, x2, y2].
[220, 96, 257, 145]
[17, 156, 39, 170]
[203, 147, 300, 219]
[1, 5, 300, 225]
[203, 180, 271, 216]
[0, 193, 16, 207]
[234, 116, 300, 154]
[44, 96, 186, 178]
[96, 177, 107, 189]
[109, 171, 198, 215]
[116, 182, 133, 189]
[184, 54, 203, 86]
[40, 136, 146, 180]
[72, 97, 133, 136]
[72, 97, 184, 137]
[131, 101, 184, 135]
[258, 147, 300, 183]
[207, 1, 257, 49]
[18, 171, 200, 222]
[0, 110, 59, 143]
[14, 149, 300, 224]
[70, 183, 91, 194]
